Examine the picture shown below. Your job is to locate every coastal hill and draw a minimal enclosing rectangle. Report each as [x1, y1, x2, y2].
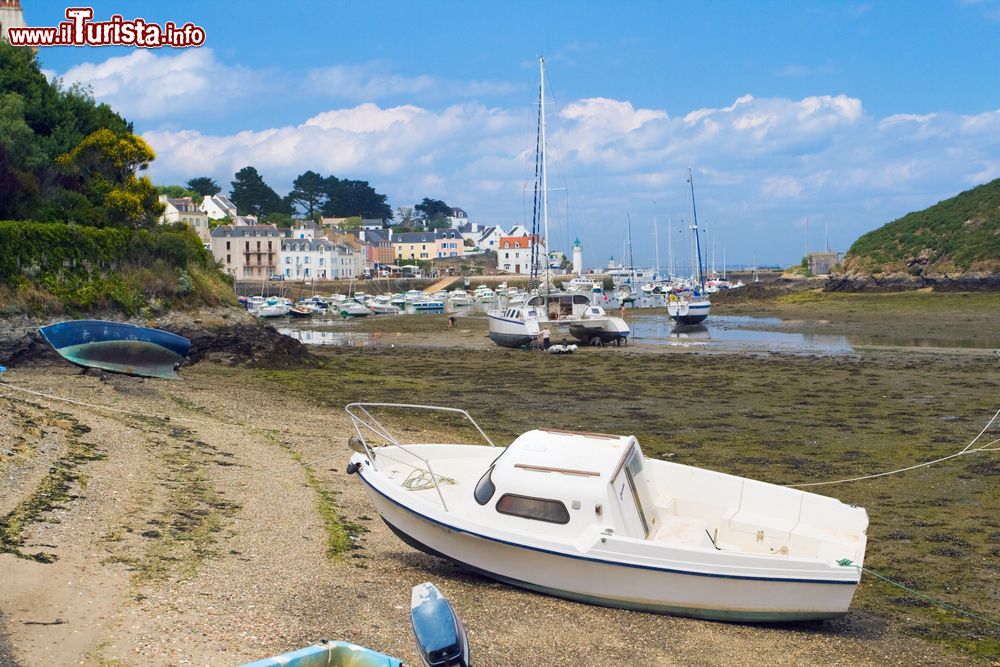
[840, 178, 1000, 277]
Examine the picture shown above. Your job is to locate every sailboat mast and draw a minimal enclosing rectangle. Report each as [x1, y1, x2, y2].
[653, 201, 660, 279]
[667, 214, 673, 279]
[688, 168, 706, 288]
[626, 211, 635, 286]
[539, 56, 550, 293]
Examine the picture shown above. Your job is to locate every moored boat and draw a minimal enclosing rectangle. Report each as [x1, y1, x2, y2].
[667, 290, 711, 324]
[38, 320, 191, 380]
[340, 302, 371, 317]
[346, 403, 869, 622]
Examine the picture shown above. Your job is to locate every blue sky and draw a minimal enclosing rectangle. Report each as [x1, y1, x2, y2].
[24, 1, 1000, 269]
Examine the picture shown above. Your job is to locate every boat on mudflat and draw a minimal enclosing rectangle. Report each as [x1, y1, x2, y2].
[346, 403, 869, 622]
[39, 320, 190, 379]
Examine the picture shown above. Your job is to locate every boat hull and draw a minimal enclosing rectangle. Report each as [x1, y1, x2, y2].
[668, 301, 710, 324]
[487, 313, 539, 348]
[38, 320, 190, 379]
[358, 469, 858, 623]
[567, 317, 629, 345]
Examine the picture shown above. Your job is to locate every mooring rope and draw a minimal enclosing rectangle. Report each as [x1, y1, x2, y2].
[837, 559, 1000, 629]
[0, 379, 351, 485]
[788, 407, 1000, 488]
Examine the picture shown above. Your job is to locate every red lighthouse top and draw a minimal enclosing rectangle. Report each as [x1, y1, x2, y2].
[0, 1, 23, 8]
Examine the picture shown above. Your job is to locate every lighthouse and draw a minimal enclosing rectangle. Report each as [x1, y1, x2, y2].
[0, 0, 28, 44]
[572, 238, 583, 275]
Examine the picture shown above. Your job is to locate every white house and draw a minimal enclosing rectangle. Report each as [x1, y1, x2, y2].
[200, 194, 238, 221]
[507, 224, 530, 238]
[290, 220, 319, 240]
[159, 196, 210, 243]
[497, 235, 547, 275]
[280, 236, 362, 280]
[210, 225, 282, 279]
[476, 225, 506, 251]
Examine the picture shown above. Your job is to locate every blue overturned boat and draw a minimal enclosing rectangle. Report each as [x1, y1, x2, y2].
[38, 320, 191, 380]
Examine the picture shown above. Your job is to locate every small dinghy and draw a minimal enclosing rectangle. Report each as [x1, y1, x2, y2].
[239, 640, 403, 667]
[39, 320, 190, 379]
[410, 582, 471, 667]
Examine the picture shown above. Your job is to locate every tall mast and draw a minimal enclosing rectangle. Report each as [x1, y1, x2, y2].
[687, 168, 705, 289]
[667, 214, 673, 279]
[653, 201, 660, 279]
[626, 211, 635, 286]
[539, 56, 550, 294]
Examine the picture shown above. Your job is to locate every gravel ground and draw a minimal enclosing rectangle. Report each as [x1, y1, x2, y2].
[0, 363, 976, 666]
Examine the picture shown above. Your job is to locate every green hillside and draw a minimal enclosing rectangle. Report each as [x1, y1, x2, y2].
[843, 179, 1000, 275]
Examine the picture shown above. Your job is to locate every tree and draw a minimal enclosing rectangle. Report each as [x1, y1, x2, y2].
[286, 170, 327, 218]
[229, 166, 289, 218]
[415, 197, 451, 221]
[320, 175, 392, 220]
[395, 206, 415, 227]
[55, 128, 163, 228]
[186, 176, 221, 197]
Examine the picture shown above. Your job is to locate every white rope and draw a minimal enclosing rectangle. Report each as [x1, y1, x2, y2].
[0, 379, 351, 486]
[0, 380, 223, 426]
[788, 408, 1000, 488]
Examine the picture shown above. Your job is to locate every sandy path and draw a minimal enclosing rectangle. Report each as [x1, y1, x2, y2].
[0, 364, 971, 666]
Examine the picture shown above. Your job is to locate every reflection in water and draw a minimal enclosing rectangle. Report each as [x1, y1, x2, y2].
[630, 314, 854, 354]
[278, 328, 374, 347]
[669, 324, 710, 342]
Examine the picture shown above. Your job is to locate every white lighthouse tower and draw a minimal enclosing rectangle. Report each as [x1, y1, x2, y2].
[0, 0, 28, 44]
[572, 237, 583, 275]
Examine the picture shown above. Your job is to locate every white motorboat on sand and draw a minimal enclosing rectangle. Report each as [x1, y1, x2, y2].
[346, 403, 869, 622]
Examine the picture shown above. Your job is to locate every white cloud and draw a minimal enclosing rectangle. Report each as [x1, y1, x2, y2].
[58, 48, 269, 121]
[129, 85, 1000, 265]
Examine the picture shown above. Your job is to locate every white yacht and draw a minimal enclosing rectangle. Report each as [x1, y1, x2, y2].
[346, 404, 869, 622]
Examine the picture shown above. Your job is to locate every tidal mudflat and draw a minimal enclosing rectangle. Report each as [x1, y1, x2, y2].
[1, 289, 998, 665]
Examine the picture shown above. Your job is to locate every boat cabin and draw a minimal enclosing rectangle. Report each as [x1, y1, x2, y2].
[525, 293, 592, 320]
[473, 429, 656, 540]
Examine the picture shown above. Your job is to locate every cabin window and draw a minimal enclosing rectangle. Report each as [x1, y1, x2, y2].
[495, 494, 570, 524]
[474, 466, 496, 505]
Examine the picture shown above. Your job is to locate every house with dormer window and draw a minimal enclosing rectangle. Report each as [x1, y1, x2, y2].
[497, 235, 546, 274]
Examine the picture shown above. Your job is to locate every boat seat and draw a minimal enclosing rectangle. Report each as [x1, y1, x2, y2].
[651, 514, 711, 547]
[724, 510, 796, 548]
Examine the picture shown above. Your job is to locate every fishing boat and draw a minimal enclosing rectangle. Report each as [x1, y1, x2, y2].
[288, 305, 315, 318]
[562, 275, 597, 292]
[255, 297, 291, 318]
[38, 320, 191, 380]
[340, 302, 371, 317]
[346, 403, 869, 622]
[411, 299, 446, 313]
[448, 290, 473, 307]
[368, 296, 401, 315]
[668, 169, 711, 325]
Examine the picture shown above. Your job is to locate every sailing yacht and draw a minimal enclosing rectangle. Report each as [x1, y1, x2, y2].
[488, 58, 629, 348]
[667, 169, 711, 325]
